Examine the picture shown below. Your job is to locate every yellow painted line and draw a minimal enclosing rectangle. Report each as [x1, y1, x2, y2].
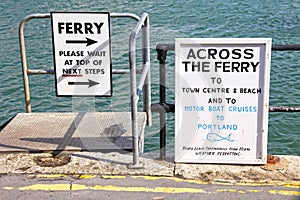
[19, 184, 71, 191]
[28, 174, 69, 179]
[237, 181, 300, 189]
[131, 175, 300, 189]
[2, 187, 14, 190]
[131, 176, 209, 185]
[3, 184, 299, 196]
[280, 182, 300, 189]
[71, 184, 89, 190]
[132, 176, 178, 181]
[217, 189, 244, 193]
[269, 190, 300, 196]
[247, 189, 263, 193]
[217, 189, 299, 196]
[185, 179, 210, 185]
[16, 184, 206, 193]
[27, 174, 300, 190]
[76, 175, 97, 179]
[92, 185, 206, 193]
[28, 174, 96, 179]
[101, 175, 127, 179]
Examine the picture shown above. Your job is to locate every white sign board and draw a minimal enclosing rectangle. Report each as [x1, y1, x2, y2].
[175, 38, 272, 164]
[51, 12, 112, 96]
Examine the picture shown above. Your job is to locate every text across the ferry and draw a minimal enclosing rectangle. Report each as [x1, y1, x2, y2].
[175, 38, 272, 164]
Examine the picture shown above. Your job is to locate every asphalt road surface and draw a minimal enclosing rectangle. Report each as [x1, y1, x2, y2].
[0, 174, 299, 200]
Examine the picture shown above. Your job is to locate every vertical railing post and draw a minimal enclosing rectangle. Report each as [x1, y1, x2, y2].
[156, 45, 168, 160]
[129, 33, 138, 166]
[128, 13, 149, 168]
[19, 13, 51, 113]
[142, 16, 152, 126]
[19, 16, 33, 113]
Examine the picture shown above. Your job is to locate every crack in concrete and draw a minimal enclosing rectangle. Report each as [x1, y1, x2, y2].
[172, 165, 176, 177]
[70, 181, 73, 195]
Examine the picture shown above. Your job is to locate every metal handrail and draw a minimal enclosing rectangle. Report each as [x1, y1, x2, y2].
[19, 12, 151, 168]
[156, 43, 300, 52]
[19, 13, 143, 113]
[19, 14, 51, 113]
[153, 43, 300, 160]
[128, 13, 151, 167]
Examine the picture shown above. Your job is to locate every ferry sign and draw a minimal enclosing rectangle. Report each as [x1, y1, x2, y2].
[175, 38, 272, 164]
[51, 12, 112, 96]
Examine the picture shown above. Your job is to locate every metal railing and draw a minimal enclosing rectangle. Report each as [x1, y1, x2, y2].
[152, 43, 300, 160]
[19, 12, 151, 168]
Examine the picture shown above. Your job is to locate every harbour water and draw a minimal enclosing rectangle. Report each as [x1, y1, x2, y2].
[0, 0, 299, 155]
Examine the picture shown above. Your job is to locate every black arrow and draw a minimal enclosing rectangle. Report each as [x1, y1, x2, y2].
[66, 37, 97, 47]
[68, 79, 100, 88]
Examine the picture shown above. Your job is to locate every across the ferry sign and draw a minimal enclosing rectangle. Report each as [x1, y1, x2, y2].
[175, 38, 272, 164]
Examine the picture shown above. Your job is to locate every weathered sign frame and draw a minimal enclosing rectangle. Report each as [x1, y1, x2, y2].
[175, 38, 272, 164]
[51, 12, 112, 97]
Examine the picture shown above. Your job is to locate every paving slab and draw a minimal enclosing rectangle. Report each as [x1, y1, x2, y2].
[0, 112, 146, 152]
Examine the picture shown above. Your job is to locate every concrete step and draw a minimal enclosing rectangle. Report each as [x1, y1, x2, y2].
[0, 112, 146, 153]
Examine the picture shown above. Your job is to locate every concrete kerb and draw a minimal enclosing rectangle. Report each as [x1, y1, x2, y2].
[0, 152, 299, 185]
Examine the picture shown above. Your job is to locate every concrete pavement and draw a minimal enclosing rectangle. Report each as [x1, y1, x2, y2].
[0, 152, 300, 182]
[0, 152, 299, 183]
[0, 151, 298, 199]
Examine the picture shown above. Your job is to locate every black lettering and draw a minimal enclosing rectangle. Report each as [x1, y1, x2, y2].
[192, 62, 201, 72]
[202, 62, 210, 72]
[182, 61, 190, 72]
[232, 49, 242, 59]
[84, 23, 93, 34]
[251, 62, 260, 72]
[214, 62, 222, 72]
[65, 22, 72, 34]
[187, 49, 196, 59]
[219, 49, 230, 59]
[223, 62, 231, 72]
[94, 22, 104, 34]
[231, 62, 240, 72]
[208, 49, 217, 59]
[197, 49, 206, 59]
[244, 49, 254, 59]
[73, 22, 83, 34]
[58, 22, 64, 34]
[241, 62, 250, 72]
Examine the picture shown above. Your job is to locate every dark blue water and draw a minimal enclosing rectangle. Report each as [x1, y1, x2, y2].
[0, 0, 299, 155]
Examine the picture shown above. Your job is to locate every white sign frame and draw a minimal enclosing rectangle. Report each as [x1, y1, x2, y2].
[175, 38, 272, 164]
[51, 12, 112, 97]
